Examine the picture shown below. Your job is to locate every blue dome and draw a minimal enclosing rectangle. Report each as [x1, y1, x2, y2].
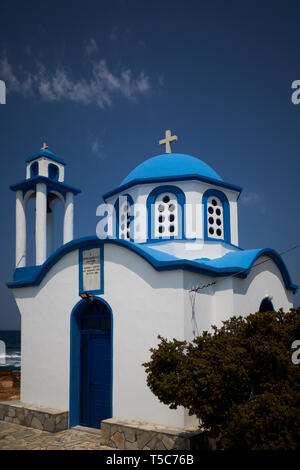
[121, 153, 223, 185]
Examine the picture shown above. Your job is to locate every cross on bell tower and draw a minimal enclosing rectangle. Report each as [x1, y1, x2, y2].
[159, 130, 178, 153]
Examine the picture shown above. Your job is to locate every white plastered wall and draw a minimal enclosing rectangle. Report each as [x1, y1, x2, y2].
[12, 244, 193, 428]
[13, 251, 78, 410]
[105, 180, 239, 246]
[233, 256, 294, 315]
[183, 258, 294, 342]
[103, 244, 187, 428]
[13, 243, 293, 427]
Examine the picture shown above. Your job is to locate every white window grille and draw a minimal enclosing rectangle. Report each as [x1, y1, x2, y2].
[154, 193, 178, 238]
[119, 197, 131, 240]
[207, 195, 224, 240]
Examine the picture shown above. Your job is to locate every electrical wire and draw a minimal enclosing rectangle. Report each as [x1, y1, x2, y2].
[189, 243, 300, 293]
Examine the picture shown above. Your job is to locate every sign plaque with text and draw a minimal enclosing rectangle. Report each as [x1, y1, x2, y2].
[82, 248, 101, 292]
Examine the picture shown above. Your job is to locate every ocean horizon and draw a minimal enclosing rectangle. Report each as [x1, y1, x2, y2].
[0, 330, 21, 370]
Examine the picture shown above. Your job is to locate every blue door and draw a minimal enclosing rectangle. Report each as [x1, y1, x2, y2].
[79, 301, 112, 428]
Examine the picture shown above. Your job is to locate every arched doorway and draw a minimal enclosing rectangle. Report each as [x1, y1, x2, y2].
[70, 298, 113, 428]
[259, 297, 275, 313]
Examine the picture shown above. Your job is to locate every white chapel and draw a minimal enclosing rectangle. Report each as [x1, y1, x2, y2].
[5, 132, 297, 442]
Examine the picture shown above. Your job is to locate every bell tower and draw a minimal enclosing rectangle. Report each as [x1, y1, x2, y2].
[10, 144, 81, 267]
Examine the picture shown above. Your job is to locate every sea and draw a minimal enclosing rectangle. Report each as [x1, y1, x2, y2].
[0, 331, 21, 370]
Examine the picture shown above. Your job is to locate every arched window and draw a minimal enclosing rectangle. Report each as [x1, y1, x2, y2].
[115, 195, 133, 240]
[259, 297, 274, 313]
[206, 195, 224, 240]
[30, 161, 39, 178]
[146, 185, 185, 241]
[203, 189, 230, 243]
[48, 163, 59, 180]
[155, 192, 178, 238]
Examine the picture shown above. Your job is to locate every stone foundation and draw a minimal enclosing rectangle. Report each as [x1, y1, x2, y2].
[101, 418, 216, 450]
[0, 400, 69, 432]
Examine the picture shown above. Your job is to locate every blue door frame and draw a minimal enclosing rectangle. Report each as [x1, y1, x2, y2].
[69, 298, 113, 428]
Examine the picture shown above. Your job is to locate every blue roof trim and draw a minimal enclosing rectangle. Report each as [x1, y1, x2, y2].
[102, 174, 242, 201]
[7, 237, 298, 292]
[26, 149, 66, 165]
[10, 176, 81, 195]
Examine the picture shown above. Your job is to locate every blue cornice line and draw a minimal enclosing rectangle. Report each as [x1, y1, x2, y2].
[102, 174, 242, 201]
[7, 236, 298, 292]
[10, 176, 81, 195]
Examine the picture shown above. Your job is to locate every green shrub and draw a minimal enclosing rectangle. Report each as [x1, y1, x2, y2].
[143, 309, 300, 450]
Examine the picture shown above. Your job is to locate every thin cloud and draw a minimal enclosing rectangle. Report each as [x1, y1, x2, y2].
[0, 49, 151, 108]
[84, 38, 99, 56]
[0, 55, 34, 96]
[240, 192, 263, 206]
[89, 137, 105, 159]
[240, 191, 266, 215]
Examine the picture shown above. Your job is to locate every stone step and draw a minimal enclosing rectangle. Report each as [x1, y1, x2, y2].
[0, 401, 68, 433]
[72, 425, 102, 435]
[101, 418, 215, 450]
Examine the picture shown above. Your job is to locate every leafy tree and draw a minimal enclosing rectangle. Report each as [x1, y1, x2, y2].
[143, 309, 300, 450]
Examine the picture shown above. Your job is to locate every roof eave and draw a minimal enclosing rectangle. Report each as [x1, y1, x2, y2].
[102, 174, 242, 201]
[10, 176, 81, 195]
[25, 151, 66, 166]
[7, 238, 297, 293]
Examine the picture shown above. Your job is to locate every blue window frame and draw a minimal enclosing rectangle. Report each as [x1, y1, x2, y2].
[30, 161, 39, 178]
[48, 163, 59, 181]
[146, 185, 186, 241]
[203, 189, 231, 243]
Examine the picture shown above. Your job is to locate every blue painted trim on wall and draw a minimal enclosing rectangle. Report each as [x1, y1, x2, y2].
[69, 299, 84, 428]
[48, 163, 59, 181]
[30, 162, 39, 179]
[202, 188, 231, 244]
[114, 198, 119, 239]
[10, 176, 81, 195]
[78, 244, 104, 295]
[69, 297, 113, 428]
[6, 236, 298, 292]
[103, 174, 242, 201]
[146, 185, 186, 242]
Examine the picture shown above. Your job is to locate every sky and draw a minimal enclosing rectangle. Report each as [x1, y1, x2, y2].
[0, 0, 299, 329]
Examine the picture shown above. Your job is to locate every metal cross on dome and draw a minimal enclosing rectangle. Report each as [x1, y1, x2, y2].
[159, 130, 178, 153]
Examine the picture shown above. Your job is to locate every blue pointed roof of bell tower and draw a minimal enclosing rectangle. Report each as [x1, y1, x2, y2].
[26, 148, 66, 165]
